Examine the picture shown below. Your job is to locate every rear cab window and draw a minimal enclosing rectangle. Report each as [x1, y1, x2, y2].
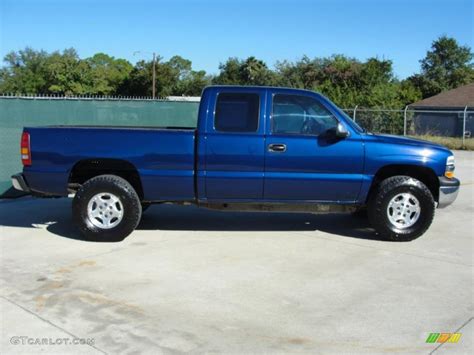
[214, 93, 259, 132]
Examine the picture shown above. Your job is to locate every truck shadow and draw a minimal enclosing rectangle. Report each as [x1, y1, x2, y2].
[138, 204, 380, 238]
[0, 197, 384, 242]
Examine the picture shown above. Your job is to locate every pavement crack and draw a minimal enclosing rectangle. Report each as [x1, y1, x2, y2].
[1, 295, 108, 355]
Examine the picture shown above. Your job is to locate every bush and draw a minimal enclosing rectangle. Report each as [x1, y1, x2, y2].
[410, 135, 474, 150]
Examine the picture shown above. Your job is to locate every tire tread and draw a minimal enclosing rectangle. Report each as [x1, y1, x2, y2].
[73, 174, 142, 241]
[368, 175, 435, 241]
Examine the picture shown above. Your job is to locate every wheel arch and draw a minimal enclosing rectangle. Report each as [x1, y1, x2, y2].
[68, 158, 144, 199]
[367, 164, 439, 203]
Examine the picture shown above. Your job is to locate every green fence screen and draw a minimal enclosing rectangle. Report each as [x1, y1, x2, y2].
[0, 97, 199, 196]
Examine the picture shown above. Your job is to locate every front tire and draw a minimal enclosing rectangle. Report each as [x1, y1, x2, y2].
[368, 176, 435, 241]
[73, 175, 142, 241]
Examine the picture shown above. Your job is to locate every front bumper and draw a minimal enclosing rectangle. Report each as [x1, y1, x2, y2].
[438, 176, 460, 208]
[11, 173, 30, 193]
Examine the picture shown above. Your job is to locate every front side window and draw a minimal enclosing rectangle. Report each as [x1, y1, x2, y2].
[272, 94, 338, 135]
[215, 93, 259, 132]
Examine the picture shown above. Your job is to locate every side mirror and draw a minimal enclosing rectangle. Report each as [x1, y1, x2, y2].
[322, 123, 350, 140]
[326, 123, 349, 138]
[335, 123, 349, 138]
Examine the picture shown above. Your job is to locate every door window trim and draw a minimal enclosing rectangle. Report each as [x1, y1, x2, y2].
[212, 91, 261, 134]
[270, 92, 342, 137]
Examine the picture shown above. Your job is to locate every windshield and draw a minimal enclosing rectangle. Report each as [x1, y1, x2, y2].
[316, 94, 366, 133]
[336, 107, 366, 133]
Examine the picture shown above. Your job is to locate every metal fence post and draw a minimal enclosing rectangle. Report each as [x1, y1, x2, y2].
[403, 105, 408, 136]
[353, 105, 358, 122]
[463, 105, 467, 148]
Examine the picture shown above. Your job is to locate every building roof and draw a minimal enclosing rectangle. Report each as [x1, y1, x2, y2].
[410, 83, 474, 108]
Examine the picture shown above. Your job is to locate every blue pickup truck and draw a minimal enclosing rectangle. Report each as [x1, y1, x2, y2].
[12, 86, 459, 241]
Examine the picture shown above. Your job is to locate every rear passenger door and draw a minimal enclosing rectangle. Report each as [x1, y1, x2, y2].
[203, 89, 266, 200]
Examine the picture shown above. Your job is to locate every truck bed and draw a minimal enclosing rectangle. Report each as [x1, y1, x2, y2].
[46, 125, 196, 130]
[23, 125, 197, 201]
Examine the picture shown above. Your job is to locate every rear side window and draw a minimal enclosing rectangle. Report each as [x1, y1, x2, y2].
[215, 93, 259, 132]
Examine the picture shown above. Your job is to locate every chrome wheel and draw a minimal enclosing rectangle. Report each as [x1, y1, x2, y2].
[387, 193, 421, 229]
[87, 193, 124, 229]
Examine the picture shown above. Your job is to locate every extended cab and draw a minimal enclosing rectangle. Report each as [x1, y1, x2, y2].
[12, 86, 460, 241]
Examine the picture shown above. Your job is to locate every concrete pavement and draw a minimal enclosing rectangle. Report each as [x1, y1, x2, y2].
[0, 151, 472, 354]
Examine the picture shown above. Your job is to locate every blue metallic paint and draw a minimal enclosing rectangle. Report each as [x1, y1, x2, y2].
[24, 127, 195, 200]
[262, 87, 364, 201]
[22, 86, 454, 205]
[201, 87, 267, 199]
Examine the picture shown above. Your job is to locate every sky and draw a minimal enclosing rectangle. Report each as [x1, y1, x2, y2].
[0, 0, 472, 79]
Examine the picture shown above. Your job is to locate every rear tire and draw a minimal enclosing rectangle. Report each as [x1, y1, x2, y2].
[368, 176, 435, 241]
[73, 175, 142, 241]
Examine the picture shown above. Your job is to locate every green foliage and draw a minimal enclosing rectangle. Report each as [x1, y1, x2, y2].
[117, 55, 211, 97]
[0, 48, 133, 96]
[119, 60, 152, 96]
[0, 47, 50, 94]
[86, 53, 133, 95]
[0, 35, 472, 106]
[274, 55, 421, 110]
[213, 56, 278, 86]
[46, 48, 90, 95]
[164, 55, 212, 96]
[408, 36, 474, 98]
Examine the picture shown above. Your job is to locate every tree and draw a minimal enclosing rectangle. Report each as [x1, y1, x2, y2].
[174, 69, 211, 96]
[85, 53, 133, 95]
[46, 48, 90, 95]
[119, 55, 210, 97]
[213, 56, 277, 86]
[1, 37, 470, 105]
[277, 56, 324, 89]
[213, 57, 244, 85]
[0, 47, 49, 94]
[118, 59, 154, 96]
[239, 57, 277, 85]
[0, 48, 134, 96]
[274, 55, 413, 109]
[409, 36, 474, 98]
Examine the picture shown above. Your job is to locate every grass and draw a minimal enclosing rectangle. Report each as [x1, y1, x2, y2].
[409, 135, 474, 150]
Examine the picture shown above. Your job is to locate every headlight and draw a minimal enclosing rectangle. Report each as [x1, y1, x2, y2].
[445, 155, 455, 178]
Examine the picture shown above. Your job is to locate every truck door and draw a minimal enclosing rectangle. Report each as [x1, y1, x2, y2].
[203, 89, 266, 200]
[264, 92, 364, 202]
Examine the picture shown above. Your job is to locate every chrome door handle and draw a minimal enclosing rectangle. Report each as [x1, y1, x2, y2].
[268, 143, 287, 152]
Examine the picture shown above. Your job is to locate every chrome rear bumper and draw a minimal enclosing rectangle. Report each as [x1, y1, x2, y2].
[438, 177, 460, 208]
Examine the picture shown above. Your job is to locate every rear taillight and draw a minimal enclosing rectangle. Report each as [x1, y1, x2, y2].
[21, 132, 32, 166]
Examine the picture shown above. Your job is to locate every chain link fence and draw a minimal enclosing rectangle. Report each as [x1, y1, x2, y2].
[1, 95, 472, 197]
[343, 107, 473, 143]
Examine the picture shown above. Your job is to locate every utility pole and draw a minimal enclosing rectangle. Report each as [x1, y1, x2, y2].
[152, 52, 156, 99]
[133, 51, 157, 99]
